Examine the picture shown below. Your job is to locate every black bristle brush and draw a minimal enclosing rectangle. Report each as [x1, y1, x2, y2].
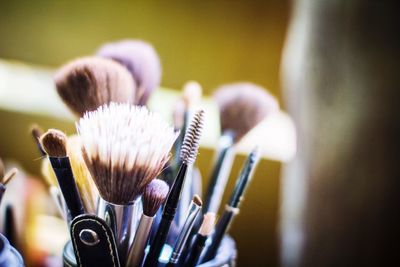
[77, 103, 178, 265]
[40, 129, 85, 219]
[204, 83, 278, 214]
[97, 39, 162, 106]
[126, 179, 170, 267]
[144, 110, 205, 267]
[184, 212, 217, 267]
[202, 147, 260, 263]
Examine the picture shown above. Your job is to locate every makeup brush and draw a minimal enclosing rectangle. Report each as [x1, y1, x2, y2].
[40, 129, 85, 219]
[77, 103, 178, 265]
[144, 110, 205, 267]
[168, 195, 203, 266]
[30, 124, 46, 156]
[54, 56, 136, 117]
[66, 135, 98, 214]
[0, 158, 5, 180]
[97, 39, 161, 105]
[204, 82, 278, 214]
[126, 179, 169, 267]
[184, 212, 217, 267]
[0, 167, 18, 206]
[202, 147, 260, 262]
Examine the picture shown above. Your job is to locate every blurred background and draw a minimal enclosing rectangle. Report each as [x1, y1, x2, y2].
[0, 1, 291, 266]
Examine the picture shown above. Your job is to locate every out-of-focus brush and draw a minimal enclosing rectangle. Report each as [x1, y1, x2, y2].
[97, 39, 161, 105]
[202, 147, 260, 262]
[54, 56, 136, 117]
[30, 124, 46, 156]
[168, 195, 203, 266]
[40, 129, 85, 219]
[0, 166, 18, 206]
[184, 212, 217, 267]
[144, 110, 204, 267]
[126, 179, 169, 267]
[204, 83, 278, 214]
[78, 103, 178, 265]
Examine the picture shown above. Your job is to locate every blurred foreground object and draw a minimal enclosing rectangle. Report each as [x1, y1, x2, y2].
[281, 1, 400, 267]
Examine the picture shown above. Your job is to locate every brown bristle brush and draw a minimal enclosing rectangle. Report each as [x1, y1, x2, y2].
[39, 129, 85, 219]
[127, 179, 170, 267]
[77, 103, 178, 265]
[204, 82, 279, 214]
[97, 39, 162, 105]
[54, 56, 136, 117]
[30, 124, 46, 156]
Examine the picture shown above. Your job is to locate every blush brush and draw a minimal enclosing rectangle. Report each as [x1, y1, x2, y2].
[144, 110, 205, 267]
[54, 56, 136, 117]
[97, 39, 162, 106]
[204, 82, 278, 214]
[77, 103, 178, 265]
[126, 179, 169, 267]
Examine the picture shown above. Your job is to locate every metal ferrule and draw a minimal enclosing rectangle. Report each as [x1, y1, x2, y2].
[126, 214, 154, 267]
[170, 201, 202, 263]
[97, 197, 142, 265]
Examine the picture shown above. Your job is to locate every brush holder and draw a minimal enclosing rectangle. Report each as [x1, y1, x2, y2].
[63, 234, 236, 267]
[0, 233, 24, 267]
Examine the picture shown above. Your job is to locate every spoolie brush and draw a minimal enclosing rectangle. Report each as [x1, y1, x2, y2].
[204, 82, 278, 214]
[54, 56, 136, 117]
[144, 110, 205, 267]
[202, 147, 260, 262]
[77, 103, 178, 265]
[97, 40, 161, 105]
[127, 179, 169, 267]
[184, 212, 217, 267]
[168, 195, 203, 266]
[40, 129, 85, 219]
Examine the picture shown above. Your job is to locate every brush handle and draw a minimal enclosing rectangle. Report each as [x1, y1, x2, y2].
[204, 138, 234, 213]
[143, 216, 173, 267]
[49, 157, 85, 219]
[126, 215, 154, 267]
[184, 234, 207, 267]
[202, 208, 236, 263]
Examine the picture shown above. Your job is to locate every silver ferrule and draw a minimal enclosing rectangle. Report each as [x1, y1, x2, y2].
[97, 198, 142, 265]
[126, 215, 154, 267]
[170, 201, 202, 263]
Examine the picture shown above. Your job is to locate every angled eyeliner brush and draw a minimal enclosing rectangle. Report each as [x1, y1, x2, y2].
[144, 110, 205, 267]
[202, 147, 260, 263]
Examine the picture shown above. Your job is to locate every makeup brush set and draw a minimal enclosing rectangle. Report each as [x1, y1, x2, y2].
[21, 39, 279, 267]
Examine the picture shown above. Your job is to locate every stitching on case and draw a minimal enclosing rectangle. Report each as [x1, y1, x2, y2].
[71, 218, 117, 267]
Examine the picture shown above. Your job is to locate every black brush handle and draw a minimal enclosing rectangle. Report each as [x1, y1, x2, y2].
[144, 163, 188, 267]
[202, 210, 234, 263]
[49, 157, 85, 219]
[184, 234, 207, 267]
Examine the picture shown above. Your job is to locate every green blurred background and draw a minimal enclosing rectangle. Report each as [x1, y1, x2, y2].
[0, 1, 290, 266]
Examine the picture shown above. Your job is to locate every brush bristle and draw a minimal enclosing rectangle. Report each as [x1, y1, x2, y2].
[199, 212, 216, 236]
[193, 194, 203, 206]
[214, 82, 279, 142]
[67, 135, 99, 214]
[54, 56, 136, 117]
[143, 179, 170, 217]
[183, 81, 202, 108]
[77, 103, 178, 205]
[30, 124, 46, 155]
[180, 110, 205, 164]
[0, 158, 4, 179]
[2, 168, 18, 185]
[40, 129, 68, 157]
[97, 40, 161, 106]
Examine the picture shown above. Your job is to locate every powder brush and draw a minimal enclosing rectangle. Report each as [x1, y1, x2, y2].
[204, 82, 278, 214]
[40, 129, 85, 219]
[77, 103, 178, 265]
[126, 179, 169, 267]
[144, 110, 205, 267]
[97, 39, 161, 105]
[54, 56, 136, 117]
